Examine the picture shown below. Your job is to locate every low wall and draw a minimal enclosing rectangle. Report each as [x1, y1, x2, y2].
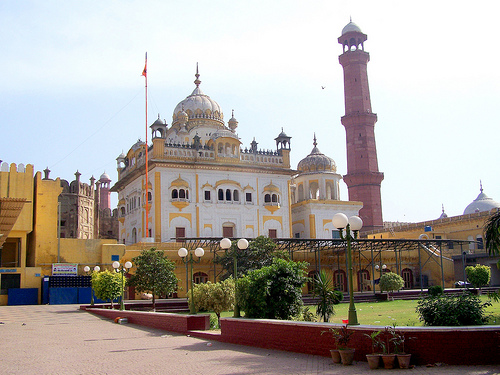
[82, 307, 210, 333]
[219, 319, 499, 365]
[81, 307, 499, 365]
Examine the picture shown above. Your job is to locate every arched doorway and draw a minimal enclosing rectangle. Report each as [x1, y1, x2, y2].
[333, 269, 347, 292]
[307, 270, 318, 294]
[401, 268, 413, 289]
[357, 269, 371, 291]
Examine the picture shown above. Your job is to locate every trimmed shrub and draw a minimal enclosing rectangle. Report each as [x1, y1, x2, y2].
[416, 292, 492, 326]
[427, 285, 444, 297]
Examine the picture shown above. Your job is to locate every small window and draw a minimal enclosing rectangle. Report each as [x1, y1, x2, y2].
[272, 194, 278, 203]
[269, 229, 277, 238]
[233, 190, 239, 201]
[172, 189, 178, 199]
[218, 189, 224, 201]
[294, 232, 300, 239]
[246, 192, 252, 202]
[148, 192, 152, 202]
[264, 194, 271, 203]
[204, 190, 211, 201]
[332, 230, 340, 239]
[179, 189, 186, 199]
[226, 189, 231, 201]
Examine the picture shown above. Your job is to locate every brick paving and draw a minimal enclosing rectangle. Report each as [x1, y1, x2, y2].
[0, 305, 498, 375]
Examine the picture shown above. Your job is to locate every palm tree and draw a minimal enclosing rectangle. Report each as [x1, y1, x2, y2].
[484, 209, 500, 256]
[313, 270, 343, 322]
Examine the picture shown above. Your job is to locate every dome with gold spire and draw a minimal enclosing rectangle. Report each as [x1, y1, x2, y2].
[172, 64, 224, 127]
[297, 135, 337, 173]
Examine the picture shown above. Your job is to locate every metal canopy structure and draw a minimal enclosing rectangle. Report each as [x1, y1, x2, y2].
[0, 197, 27, 248]
[180, 237, 475, 293]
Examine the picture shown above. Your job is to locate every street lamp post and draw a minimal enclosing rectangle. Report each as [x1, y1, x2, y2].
[112, 261, 132, 311]
[220, 238, 248, 318]
[332, 213, 363, 326]
[178, 247, 204, 314]
[83, 265, 100, 305]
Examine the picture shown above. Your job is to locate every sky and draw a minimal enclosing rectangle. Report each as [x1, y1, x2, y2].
[1, 0, 499, 224]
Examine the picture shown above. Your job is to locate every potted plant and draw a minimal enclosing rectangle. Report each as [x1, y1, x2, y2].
[380, 326, 397, 369]
[364, 330, 383, 369]
[390, 327, 412, 369]
[325, 325, 355, 365]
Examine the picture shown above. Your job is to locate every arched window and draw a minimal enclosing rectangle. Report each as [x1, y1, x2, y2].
[218, 189, 224, 201]
[264, 194, 271, 203]
[194, 272, 209, 284]
[172, 189, 178, 199]
[132, 228, 137, 244]
[179, 189, 186, 199]
[233, 190, 239, 201]
[120, 207, 125, 216]
[226, 189, 232, 201]
[272, 194, 278, 203]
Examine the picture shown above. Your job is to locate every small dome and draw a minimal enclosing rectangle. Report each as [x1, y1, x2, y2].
[100, 172, 111, 182]
[172, 66, 223, 126]
[228, 109, 238, 131]
[297, 136, 337, 173]
[463, 183, 500, 215]
[342, 20, 362, 35]
[152, 116, 165, 127]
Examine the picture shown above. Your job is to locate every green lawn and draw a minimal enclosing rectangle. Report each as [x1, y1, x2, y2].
[213, 296, 500, 327]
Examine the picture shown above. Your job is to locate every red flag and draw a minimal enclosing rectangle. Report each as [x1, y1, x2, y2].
[142, 52, 147, 77]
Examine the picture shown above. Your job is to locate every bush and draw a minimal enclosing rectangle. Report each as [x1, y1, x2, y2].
[466, 264, 491, 289]
[427, 285, 444, 297]
[379, 272, 405, 300]
[238, 258, 308, 320]
[416, 292, 492, 326]
[193, 278, 235, 326]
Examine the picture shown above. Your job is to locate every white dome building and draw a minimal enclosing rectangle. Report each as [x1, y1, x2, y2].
[290, 135, 362, 239]
[463, 183, 500, 215]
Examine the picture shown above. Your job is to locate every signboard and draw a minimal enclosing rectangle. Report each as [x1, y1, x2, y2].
[52, 263, 78, 276]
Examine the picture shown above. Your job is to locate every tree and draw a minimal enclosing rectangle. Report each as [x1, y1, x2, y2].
[313, 270, 343, 322]
[92, 270, 122, 308]
[466, 264, 491, 291]
[128, 248, 179, 311]
[379, 272, 405, 300]
[193, 278, 235, 327]
[214, 236, 288, 279]
[484, 209, 500, 256]
[238, 258, 308, 320]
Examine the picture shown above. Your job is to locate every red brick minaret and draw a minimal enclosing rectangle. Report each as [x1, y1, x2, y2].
[338, 20, 383, 231]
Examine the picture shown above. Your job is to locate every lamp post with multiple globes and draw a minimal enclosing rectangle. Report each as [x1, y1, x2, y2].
[178, 247, 204, 314]
[220, 238, 249, 317]
[112, 261, 132, 311]
[332, 213, 363, 326]
[83, 265, 100, 305]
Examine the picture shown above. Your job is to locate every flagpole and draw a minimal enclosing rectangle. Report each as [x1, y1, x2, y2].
[143, 52, 149, 239]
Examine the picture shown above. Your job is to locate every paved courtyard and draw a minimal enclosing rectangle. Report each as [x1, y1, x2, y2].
[0, 304, 498, 375]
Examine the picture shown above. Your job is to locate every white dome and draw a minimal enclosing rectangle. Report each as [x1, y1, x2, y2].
[342, 20, 362, 35]
[100, 172, 111, 182]
[463, 185, 500, 215]
[172, 68, 223, 126]
[297, 136, 336, 173]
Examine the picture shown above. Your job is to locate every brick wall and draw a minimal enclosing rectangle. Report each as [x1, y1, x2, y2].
[219, 319, 500, 366]
[82, 307, 209, 333]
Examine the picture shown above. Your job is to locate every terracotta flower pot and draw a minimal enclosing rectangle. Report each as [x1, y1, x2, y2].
[381, 353, 396, 369]
[330, 349, 341, 364]
[339, 348, 355, 365]
[366, 354, 381, 369]
[397, 353, 411, 369]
